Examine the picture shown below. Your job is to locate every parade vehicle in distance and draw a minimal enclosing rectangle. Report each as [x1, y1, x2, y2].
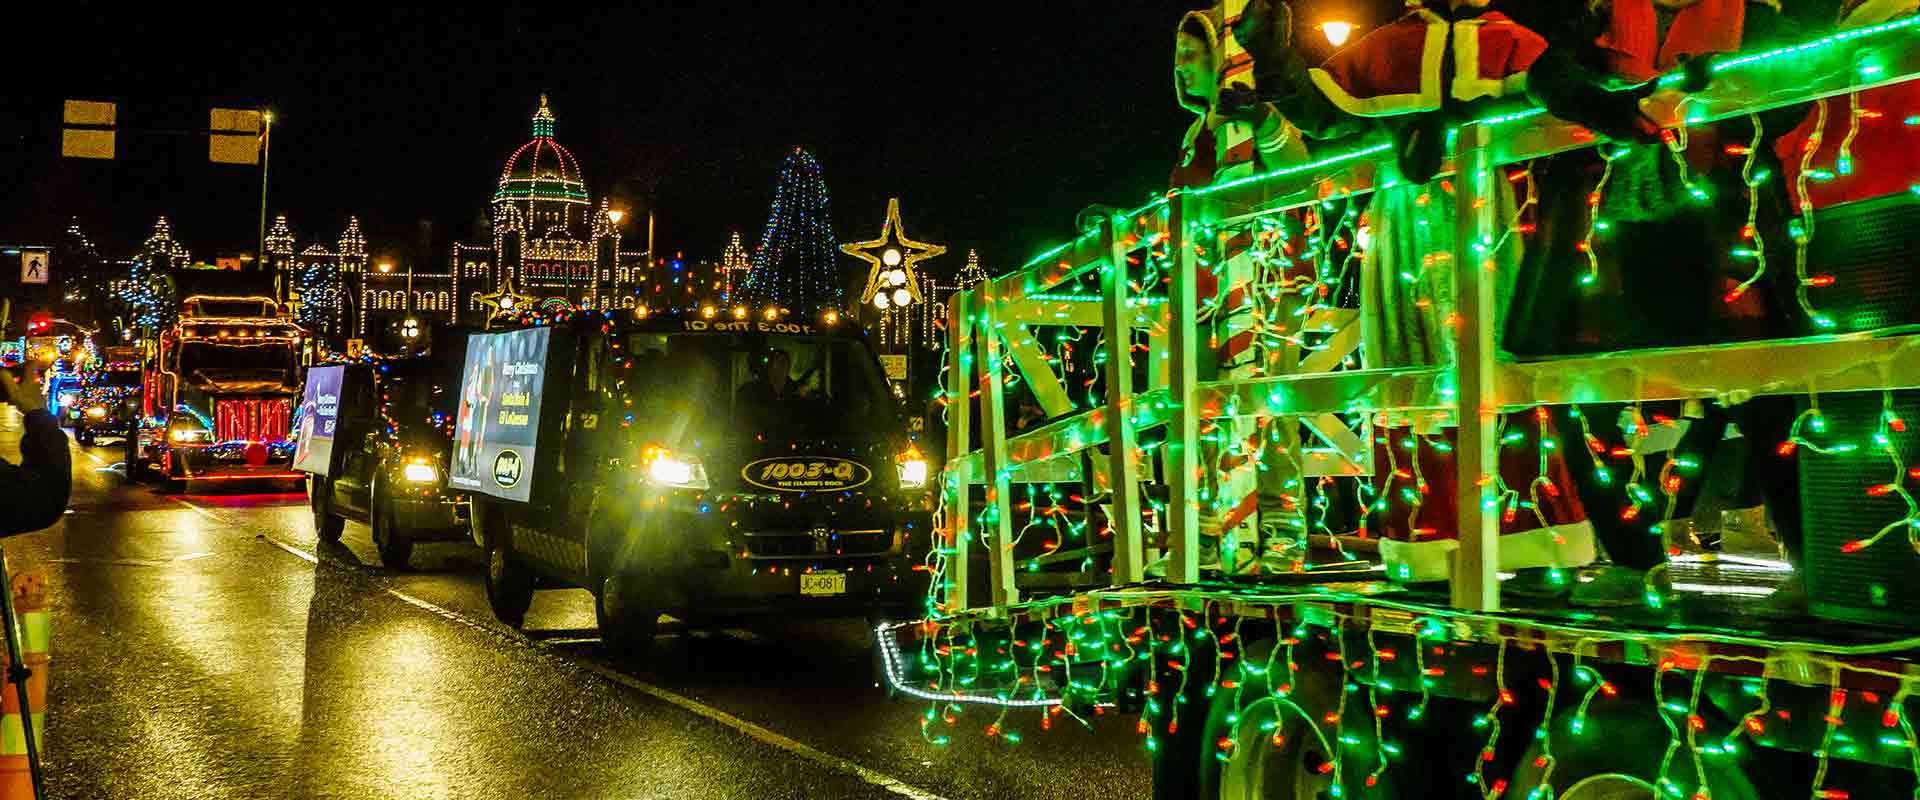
[298, 343, 473, 569]
[454, 309, 932, 656]
[877, 18, 1920, 800]
[71, 347, 143, 446]
[130, 293, 306, 491]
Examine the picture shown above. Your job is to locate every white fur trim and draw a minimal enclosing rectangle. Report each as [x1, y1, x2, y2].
[1379, 520, 1598, 583]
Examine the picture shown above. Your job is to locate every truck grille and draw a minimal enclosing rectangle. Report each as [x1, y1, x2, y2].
[743, 529, 893, 559]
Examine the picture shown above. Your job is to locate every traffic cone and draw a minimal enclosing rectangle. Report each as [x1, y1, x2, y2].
[0, 571, 48, 798]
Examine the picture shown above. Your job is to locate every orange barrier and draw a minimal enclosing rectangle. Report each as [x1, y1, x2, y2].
[0, 571, 49, 798]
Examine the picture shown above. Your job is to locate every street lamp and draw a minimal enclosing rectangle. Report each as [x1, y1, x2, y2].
[400, 317, 420, 340]
[1319, 20, 1354, 47]
[377, 262, 394, 273]
[608, 209, 626, 226]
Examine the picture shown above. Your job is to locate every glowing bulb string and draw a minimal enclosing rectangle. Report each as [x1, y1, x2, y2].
[1836, 390, 1920, 554]
[1726, 113, 1772, 304]
[1792, 98, 1830, 328]
[1472, 638, 1509, 800]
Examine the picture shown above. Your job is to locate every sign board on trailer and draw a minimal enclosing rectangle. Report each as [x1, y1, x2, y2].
[448, 327, 553, 502]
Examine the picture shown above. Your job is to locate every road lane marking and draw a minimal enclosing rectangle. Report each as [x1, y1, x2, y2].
[171, 498, 223, 523]
[377, 587, 950, 800]
[242, 531, 950, 800]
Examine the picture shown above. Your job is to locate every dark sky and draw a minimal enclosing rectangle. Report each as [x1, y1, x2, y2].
[4, 1, 1221, 284]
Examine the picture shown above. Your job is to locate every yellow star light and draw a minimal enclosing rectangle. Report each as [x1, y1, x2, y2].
[471, 275, 538, 322]
[842, 198, 945, 310]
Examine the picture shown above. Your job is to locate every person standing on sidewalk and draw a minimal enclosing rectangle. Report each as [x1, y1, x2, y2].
[0, 367, 71, 536]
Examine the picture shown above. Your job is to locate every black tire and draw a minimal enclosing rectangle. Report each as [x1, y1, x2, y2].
[1507, 704, 1760, 800]
[311, 476, 345, 543]
[1195, 636, 1396, 800]
[75, 429, 92, 447]
[480, 504, 535, 628]
[594, 574, 659, 661]
[369, 475, 414, 569]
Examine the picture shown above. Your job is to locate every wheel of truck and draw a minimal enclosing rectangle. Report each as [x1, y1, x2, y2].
[75, 429, 92, 446]
[594, 574, 659, 661]
[479, 505, 535, 629]
[1506, 705, 1758, 800]
[1199, 637, 1394, 800]
[369, 475, 414, 570]
[310, 476, 345, 543]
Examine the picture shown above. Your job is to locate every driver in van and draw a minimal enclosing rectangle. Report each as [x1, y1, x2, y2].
[736, 349, 799, 418]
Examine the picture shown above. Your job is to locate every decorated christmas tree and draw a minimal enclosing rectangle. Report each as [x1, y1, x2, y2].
[123, 217, 186, 331]
[738, 148, 840, 311]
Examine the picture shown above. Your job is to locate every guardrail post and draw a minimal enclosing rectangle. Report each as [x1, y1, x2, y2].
[943, 294, 974, 611]
[1167, 193, 1203, 584]
[1101, 216, 1145, 584]
[975, 286, 1021, 607]
[1451, 124, 1501, 612]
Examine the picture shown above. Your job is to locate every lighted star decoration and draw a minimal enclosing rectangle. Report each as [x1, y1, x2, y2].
[842, 198, 945, 311]
[471, 275, 538, 322]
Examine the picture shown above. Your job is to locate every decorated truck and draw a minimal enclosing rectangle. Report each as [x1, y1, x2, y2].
[878, 10, 1920, 800]
[454, 310, 933, 656]
[71, 345, 143, 446]
[130, 293, 306, 490]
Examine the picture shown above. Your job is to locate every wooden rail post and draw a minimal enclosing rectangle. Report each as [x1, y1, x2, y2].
[1451, 124, 1502, 611]
[1101, 215, 1146, 585]
[1166, 193, 1203, 584]
[943, 293, 974, 611]
[975, 285, 1021, 607]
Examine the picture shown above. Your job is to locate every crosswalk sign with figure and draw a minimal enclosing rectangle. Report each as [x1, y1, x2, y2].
[21, 251, 48, 284]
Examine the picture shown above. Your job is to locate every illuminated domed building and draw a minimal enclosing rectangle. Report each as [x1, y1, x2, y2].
[437, 95, 648, 319]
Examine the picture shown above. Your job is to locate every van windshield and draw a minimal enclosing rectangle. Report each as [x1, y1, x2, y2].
[611, 332, 893, 438]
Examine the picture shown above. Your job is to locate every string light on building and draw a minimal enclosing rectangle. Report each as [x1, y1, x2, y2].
[738, 147, 840, 312]
[448, 94, 643, 315]
[721, 231, 750, 301]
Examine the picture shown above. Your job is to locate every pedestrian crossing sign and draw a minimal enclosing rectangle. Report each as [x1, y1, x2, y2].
[20, 251, 47, 285]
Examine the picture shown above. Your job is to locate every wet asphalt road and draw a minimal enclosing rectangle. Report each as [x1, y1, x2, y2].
[0, 408, 1149, 799]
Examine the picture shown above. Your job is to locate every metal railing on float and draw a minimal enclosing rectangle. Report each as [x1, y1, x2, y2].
[938, 17, 1920, 614]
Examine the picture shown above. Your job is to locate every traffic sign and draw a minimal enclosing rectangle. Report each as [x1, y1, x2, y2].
[879, 354, 908, 381]
[19, 251, 48, 284]
[61, 100, 116, 160]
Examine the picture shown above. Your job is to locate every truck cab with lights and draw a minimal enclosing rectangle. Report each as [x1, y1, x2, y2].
[299, 346, 471, 569]
[71, 347, 143, 446]
[132, 294, 306, 490]
[458, 307, 932, 655]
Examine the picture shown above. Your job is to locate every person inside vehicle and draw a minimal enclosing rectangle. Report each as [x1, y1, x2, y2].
[736, 349, 800, 420]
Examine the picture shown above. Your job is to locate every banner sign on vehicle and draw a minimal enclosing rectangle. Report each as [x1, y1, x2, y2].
[740, 456, 872, 493]
[293, 365, 345, 476]
[449, 327, 552, 502]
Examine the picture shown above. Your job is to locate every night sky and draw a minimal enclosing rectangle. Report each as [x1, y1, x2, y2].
[5, 1, 1242, 283]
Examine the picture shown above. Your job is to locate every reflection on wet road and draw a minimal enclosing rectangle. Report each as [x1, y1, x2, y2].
[1, 412, 1148, 799]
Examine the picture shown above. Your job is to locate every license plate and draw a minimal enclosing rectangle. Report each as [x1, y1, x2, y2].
[799, 571, 846, 596]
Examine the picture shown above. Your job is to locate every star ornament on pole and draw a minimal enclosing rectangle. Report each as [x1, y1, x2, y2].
[472, 275, 537, 322]
[843, 198, 945, 311]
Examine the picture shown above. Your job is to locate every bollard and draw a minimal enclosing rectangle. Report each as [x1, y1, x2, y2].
[0, 571, 48, 799]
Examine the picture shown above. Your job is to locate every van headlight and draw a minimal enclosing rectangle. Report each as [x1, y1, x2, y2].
[643, 446, 709, 490]
[402, 459, 438, 483]
[896, 447, 930, 490]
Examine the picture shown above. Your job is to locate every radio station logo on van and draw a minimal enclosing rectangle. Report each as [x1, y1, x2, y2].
[741, 456, 869, 492]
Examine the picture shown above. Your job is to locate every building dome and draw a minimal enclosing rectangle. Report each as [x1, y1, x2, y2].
[494, 95, 588, 207]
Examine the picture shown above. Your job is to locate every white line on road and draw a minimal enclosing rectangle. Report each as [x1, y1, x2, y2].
[237, 527, 949, 800]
